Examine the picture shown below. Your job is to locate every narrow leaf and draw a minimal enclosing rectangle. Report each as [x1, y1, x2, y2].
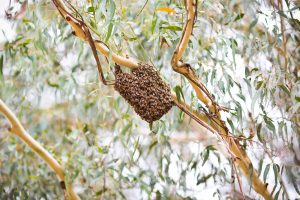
[263, 164, 270, 182]
[161, 25, 182, 31]
[105, 23, 113, 42]
[278, 84, 290, 95]
[0, 55, 3, 81]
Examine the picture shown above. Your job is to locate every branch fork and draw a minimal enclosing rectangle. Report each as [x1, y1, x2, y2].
[2, 0, 273, 199]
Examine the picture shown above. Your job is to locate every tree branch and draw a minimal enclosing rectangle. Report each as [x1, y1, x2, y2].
[171, 0, 218, 113]
[52, 0, 138, 68]
[171, 0, 273, 199]
[0, 99, 80, 200]
[50, 0, 273, 199]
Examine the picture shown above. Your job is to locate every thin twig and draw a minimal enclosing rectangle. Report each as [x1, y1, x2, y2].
[232, 158, 246, 200]
[52, 0, 138, 68]
[136, 0, 149, 17]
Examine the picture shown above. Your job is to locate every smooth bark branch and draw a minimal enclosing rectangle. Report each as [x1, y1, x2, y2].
[52, 0, 138, 68]
[171, 0, 217, 113]
[175, 97, 271, 200]
[0, 99, 80, 200]
[51, 0, 272, 199]
[171, 0, 273, 199]
[174, 96, 269, 200]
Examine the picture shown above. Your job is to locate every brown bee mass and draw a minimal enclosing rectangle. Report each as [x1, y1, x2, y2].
[114, 63, 174, 123]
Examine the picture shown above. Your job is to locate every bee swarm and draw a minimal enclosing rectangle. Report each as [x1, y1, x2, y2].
[114, 63, 174, 123]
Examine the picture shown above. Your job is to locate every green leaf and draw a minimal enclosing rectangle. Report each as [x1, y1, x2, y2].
[210, 69, 216, 84]
[263, 164, 270, 182]
[249, 18, 258, 31]
[237, 93, 245, 101]
[47, 79, 59, 88]
[151, 15, 157, 33]
[105, 23, 113, 42]
[202, 145, 215, 166]
[149, 122, 153, 130]
[131, 137, 140, 161]
[264, 117, 276, 133]
[29, 175, 39, 180]
[202, 149, 209, 166]
[21, 38, 31, 46]
[206, 145, 216, 151]
[122, 113, 130, 119]
[273, 164, 280, 184]
[190, 161, 197, 170]
[87, 6, 95, 13]
[174, 85, 185, 102]
[178, 110, 184, 122]
[128, 36, 138, 41]
[234, 13, 244, 21]
[160, 25, 182, 31]
[295, 96, 300, 102]
[83, 124, 89, 133]
[277, 10, 288, 18]
[109, 0, 116, 19]
[256, 81, 263, 90]
[289, 6, 300, 12]
[288, 18, 300, 31]
[292, 175, 300, 195]
[148, 140, 157, 155]
[248, 163, 254, 185]
[278, 84, 290, 95]
[197, 174, 213, 185]
[257, 124, 264, 143]
[97, 146, 108, 154]
[249, 18, 258, 32]
[245, 67, 250, 77]
[227, 118, 234, 133]
[257, 123, 262, 134]
[121, 121, 132, 135]
[274, 187, 281, 200]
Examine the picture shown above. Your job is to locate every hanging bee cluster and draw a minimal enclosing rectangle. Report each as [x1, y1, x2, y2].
[114, 63, 174, 123]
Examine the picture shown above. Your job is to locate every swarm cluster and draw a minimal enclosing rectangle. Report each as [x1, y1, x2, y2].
[114, 63, 174, 123]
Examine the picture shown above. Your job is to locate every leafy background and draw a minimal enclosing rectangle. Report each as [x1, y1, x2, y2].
[0, 0, 299, 199]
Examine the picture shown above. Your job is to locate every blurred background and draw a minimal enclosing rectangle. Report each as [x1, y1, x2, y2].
[0, 0, 299, 199]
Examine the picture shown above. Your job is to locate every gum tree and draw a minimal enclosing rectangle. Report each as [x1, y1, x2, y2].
[0, 0, 299, 199]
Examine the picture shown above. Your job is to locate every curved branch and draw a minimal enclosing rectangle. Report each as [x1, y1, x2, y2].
[171, 1, 272, 199]
[52, 0, 138, 68]
[171, 0, 216, 113]
[0, 99, 80, 200]
[50, 0, 272, 199]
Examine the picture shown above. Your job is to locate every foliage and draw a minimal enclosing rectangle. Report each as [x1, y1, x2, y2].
[0, 0, 299, 199]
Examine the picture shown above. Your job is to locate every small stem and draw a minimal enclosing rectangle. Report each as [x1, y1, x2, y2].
[232, 158, 245, 200]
